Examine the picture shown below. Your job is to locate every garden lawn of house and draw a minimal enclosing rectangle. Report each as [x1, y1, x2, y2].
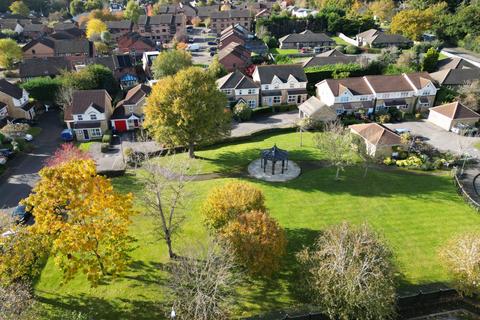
[33, 132, 480, 319]
[269, 48, 300, 55]
[332, 36, 352, 46]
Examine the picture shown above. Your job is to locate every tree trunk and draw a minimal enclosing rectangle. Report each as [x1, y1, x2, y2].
[363, 164, 369, 178]
[188, 141, 195, 159]
[165, 232, 176, 259]
[335, 166, 340, 180]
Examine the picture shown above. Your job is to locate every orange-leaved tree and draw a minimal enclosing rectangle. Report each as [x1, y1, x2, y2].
[222, 210, 287, 276]
[23, 159, 135, 285]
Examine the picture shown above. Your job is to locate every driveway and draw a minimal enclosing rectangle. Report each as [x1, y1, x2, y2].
[385, 120, 480, 158]
[0, 111, 63, 209]
[231, 111, 299, 137]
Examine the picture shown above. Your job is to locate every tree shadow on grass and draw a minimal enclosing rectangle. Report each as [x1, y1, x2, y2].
[35, 292, 167, 320]
[252, 166, 463, 201]
[237, 228, 321, 317]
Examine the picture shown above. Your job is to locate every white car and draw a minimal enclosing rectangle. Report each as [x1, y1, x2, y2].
[0, 156, 6, 165]
[24, 134, 33, 142]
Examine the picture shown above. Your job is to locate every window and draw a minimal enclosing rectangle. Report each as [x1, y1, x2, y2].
[423, 90, 431, 95]
[77, 115, 83, 121]
[32, 49, 36, 54]
[340, 96, 349, 102]
[288, 95, 296, 103]
[273, 83, 279, 89]
[248, 89, 255, 94]
[248, 100, 256, 108]
[238, 90, 242, 95]
[90, 114, 97, 120]
[289, 82, 295, 88]
[127, 106, 134, 113]
[273, 96, 281, 104]
[401, 92, 409, 97]
[401, 105, 408, 109]
[336, 109, 344, 115]
[383, 93, 390, 98]
[91, 128, 102, 137]
[223, 89, 232, 95]
[360, 96, 368, 101]
[264, 85, 269, 90]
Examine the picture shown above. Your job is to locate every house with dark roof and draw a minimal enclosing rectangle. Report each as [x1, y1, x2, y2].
[136, 14, 186, 43]
[349, 123, 403, 157]
[217, 70, 260, 108]
[88, 54, 139, 89]
[315, 72, 437, 114]
[19, 57, 72, 80]
[22, 23, 50, 39]
[155, 3, 196, 24]
[436, 57, 478, 71]
[210, 10, 252, 34]
[0, 79, 35, 119]
[22, 36, 93, 64]
[117, 32, 157, 54]
[252, 64, 308, 106]
[218, 42, 251, 72]
[428, 101, 480, 131]
[219, 24, 268, 55]
[64, 90, 113, 141]
[298, 96, 337, 122]
[196, 5, 221, 20]
[430, 68, 480, 87]
[111, 84, 151, 132]
[302, 49, 357, 68]
[356, 29, 413, 48]
[107, 20, 132, 40]
[278, 30, 335, 50]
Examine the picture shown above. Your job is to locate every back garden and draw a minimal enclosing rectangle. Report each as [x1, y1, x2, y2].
[33, 131, 480, 319]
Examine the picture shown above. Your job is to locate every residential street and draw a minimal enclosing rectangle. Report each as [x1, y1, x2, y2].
[231, 111, 299, 137]
[0, 111, 62, 209]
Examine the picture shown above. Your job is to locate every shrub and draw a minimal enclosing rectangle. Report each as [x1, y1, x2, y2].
[102, 134, 112, 144]
[383, 157, 395, 165]
[100, 143, 110, 153]
[395, 155, 423, 167]
[345, 45, 360, 54]
[124, 147, 133, 162]
[222, 210, 287, 276]
[415, 113, 422, 120]
[233, 102, 252, 122]
[377, 114, 391, 124]
[201, 182, 266, 230]
[296, 222, 396, 320]
[334, 45, 345, 53]
[1, 123, 30, 138]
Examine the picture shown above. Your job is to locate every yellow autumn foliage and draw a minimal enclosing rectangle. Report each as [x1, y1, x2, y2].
[86, 18, 107, 40]
[201, 181, 266, 230]
[23, 159, 135, 286]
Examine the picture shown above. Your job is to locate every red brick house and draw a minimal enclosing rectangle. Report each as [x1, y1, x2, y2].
[117, 32, 157, 54]
[111, 84, 151, 132]
[22, 36, 94, 64]
[218, 42, 251, 72]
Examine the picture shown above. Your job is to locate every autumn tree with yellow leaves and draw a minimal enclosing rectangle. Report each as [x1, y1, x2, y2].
[23, 159, 136, 285]
[86, 18, 107, 40]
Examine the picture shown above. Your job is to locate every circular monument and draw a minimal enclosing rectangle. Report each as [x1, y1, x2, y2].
[248, 145, 301, 182]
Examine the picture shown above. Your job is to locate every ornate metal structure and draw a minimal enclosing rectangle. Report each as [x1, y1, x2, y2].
[260, 145, 289, 175]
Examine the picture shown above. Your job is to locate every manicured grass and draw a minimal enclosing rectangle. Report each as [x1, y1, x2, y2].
[33, 132, 480, 319]
[27, 127, 42, 137]
[332, 36, 351, 47]
[269, 48, 300, 55]
[77, 141, 95, 152]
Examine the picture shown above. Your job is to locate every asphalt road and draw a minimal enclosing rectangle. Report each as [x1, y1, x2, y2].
[0, 110, 62, 209]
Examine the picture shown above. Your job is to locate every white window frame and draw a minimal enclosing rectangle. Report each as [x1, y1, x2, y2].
[77, 115, 83, 121]
[287, 95, 296, 103]
[89, 113, 97, 120]
[247, 100, 256, 108]
[273, 96, 281, 104]
[91, 128, 102, 137]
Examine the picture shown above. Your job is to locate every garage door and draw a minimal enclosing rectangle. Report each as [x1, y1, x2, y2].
[114, 120, 127, 132]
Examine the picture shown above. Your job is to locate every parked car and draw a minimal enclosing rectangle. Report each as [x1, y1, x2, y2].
[12, 118, 38, 126]
[314, 47, 323, 53]
[0, 156, 6, 165]
[61, 128, 74, 142]
[24, 134, 33, 142]
[187, 43, 200, 52]
[209, 46, 217, 52]
[300, 47, 312, 53]
[188, 37, 195, 43]
[11, 205, 32, 225]
[208, 41, 217, 46]
[210, 51, 215, 57]
[0, 148, 14, 158]
[394, 128, 411, 135]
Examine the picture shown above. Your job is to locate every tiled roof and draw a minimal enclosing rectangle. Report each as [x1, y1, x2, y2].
[0, 79, 23, 99]
[218, 42, 250, 62]
[430, 101, 480, 120]
[211, 9, 251, 19]
[19, 57, 72, 78]
[123, 84, 151, 105]
[365, 74, 413, 93]
[349, 123, 402, 146]
[107, 20, 132, 29]
[255, 64, 307, 83]
[70, 90, 111, 115]
[436, 58, 478, 71]
[217, 70, 259, 89]
[322, 77, 373, 96]
[430, 68, 480, 86]
[298, 96, 337, 119]
[279, 30, 334, 44]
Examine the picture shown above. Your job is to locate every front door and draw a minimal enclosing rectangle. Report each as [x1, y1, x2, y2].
[297, 95, 302, 104]
[133, 119, 139, 127]
[83, 129, 89, 140]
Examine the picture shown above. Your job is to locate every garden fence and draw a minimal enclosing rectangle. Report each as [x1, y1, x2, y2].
[453, 170, 480, 211]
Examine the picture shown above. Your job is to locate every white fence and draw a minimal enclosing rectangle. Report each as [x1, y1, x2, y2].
[440, 49, 480, 68]
[337, 33, 358, 46]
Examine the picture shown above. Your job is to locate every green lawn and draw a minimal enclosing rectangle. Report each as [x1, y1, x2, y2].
[33, 132, 480, 319]
[269, 48, 300, 55]
[332, 36, 351, 47]
[27, 127, 42, 137]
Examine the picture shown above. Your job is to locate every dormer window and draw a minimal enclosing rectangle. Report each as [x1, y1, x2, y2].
[289, 82, 295, 88]
[90, 114, 97, 120]
[77, 115, 83, 121]
[274, 83, 279, 89]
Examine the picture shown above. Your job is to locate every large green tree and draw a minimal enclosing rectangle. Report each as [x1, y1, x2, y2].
[9, 1, 29, 16]
[124, 0, 143, 23]
[421, 47, 439, 72]
[151, 49, 192, 79]
[0, 39, 21, 70]
[144, 67, 230, 158]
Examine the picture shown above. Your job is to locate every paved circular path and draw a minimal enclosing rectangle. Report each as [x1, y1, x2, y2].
[247, 159, 301, 182]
